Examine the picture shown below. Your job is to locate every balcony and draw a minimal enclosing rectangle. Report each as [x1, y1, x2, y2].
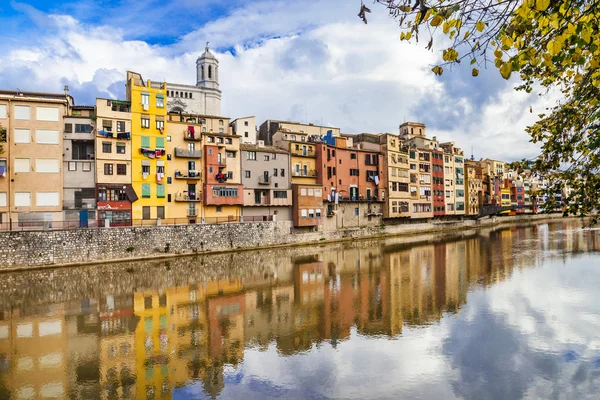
[174, 193, 203, 202]
[183, 129, 202, 141]
[175, 148, 202, 158]
[218, 159, 227, 168]
[174, 170, 202, 180]
[293, 170, 317, 177]
[258, 175, 271, 185]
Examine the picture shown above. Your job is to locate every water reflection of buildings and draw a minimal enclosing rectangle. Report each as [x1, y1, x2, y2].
[0, 222, 599, 399]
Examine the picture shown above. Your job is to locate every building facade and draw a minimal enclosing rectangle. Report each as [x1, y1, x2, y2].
[0, 90, 72, 227]
[379, 133, 410, 219]
[127, 71, 168, 222]
[63, 105, 96, 226]
[240, 143, 292, 221]
[231, 116, 257, 145]
[95, 98, 133, 227]
[432, 149, 445, 217]
[465, 160, 483, 216]
[259, 120, 340, 146]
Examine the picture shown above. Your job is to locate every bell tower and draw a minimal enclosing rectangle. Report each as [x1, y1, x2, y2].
[196, 42, 219, 90]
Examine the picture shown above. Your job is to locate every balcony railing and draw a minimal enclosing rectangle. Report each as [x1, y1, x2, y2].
[258, 175, 271, 185]
[218, 159, 227, 168]
[292, 170, 317, 177]
[174, 193, 203, 202]
[174, 170, 202, 180]
[175, 148, 202, 158]
[184, 129, 202, 141]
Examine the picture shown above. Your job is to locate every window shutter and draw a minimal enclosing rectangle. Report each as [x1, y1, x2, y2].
[156, 137, 165, 148]
[64, 123, 73, 133]
[142, 184, 151, 198]
[156, 184, 165, 198]
[141, 136, 150, 149]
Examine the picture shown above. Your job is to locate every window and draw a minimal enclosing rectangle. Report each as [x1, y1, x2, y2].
[245, 171, 251, 178]
[226, 138, 232, 144]
[301, 210, 307, 218]
[354, 208, 359, 216]
[219, 128, 224, 133]
[36, 158, 59, 173]
[156, 120, 164, 130]
[141, 118, 150, 129]
[36, 129, 59, 144]
[117, 164, 126, 175]
[142, 206, 151, 219]
[216, 206, 222, 212]
[281, 169, 285, 177]
[15, 192, 31, 207]
[219, 120, 224, 126]
[141, 136, 150, 149]
[227, 171, 233, 180]
[157, 206, 165, 219]
[97, 187, 127, 201]
[244, 121, 249, 126]
[68, 162, 77, 171]
[245, 132, 249, 137]
[64, 123, 73, 133]
[14, 158, 30, 173]
[264, 155, 269, 161]
[247, 151, 256, 160]
[156, 137, 165, 148]
[226, 151, 235, 158]
[273, 168, 278, 177]
[117, 121, 126, 133]
[142, 184, 151, 198]
[36, 192, 59, 207]
[116, 143, 126, 154]
[274, 191, 287, 199]
[14, 128, 30, 143]
[0, 104, 5, 118]
[141, 93, 150, 108]
[103, 119, 113, 132]
[103, 142, 112, 153]
[308, 209, 315, 218]
[142, 163, 150, 174]
[212, 187, 239, 197]
[82, 162, 91, 172]
[104, 164, 113, 175]
[0, 192, 6, 207]
[14, 105, 30, 120]
[156, 94, 164, 108]
[157, 184, 165, 198]
[398, 182, 409, 192]
[350, 169, 359, 176]
[35, 106, 59, 121]
[75, 124, 92, 133]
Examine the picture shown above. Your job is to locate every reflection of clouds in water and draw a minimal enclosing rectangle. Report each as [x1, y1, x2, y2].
[442, 255, 600, 400]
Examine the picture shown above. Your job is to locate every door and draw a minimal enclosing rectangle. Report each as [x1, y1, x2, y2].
[350, 187, 358, 201]
[263, 171, 269, 183]
[255, 190, 261, 204]
[79, 210, 88, 228]
[188, 184, 196, 200]
[217, 153, 222, 165]
[188, 161, 196, 176]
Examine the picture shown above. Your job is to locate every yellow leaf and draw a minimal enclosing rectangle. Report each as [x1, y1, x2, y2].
[536, 0, 550, 11]
[546, 39, 562, 56]
[400, 32, 405, 40]
[472, 68, 479, 77]
[582, 29, 591, 44]
[470, 58, 477, 65]
[443, 21, 451, 34]
[476, 21, 485, 32]
[500, 62, 512, 80]
[464, 31, 471, 40]
[502, 36, 514, 49]
[494, 49, 503, 58]
[432, 66, 444, 76]
[405, 31, 412, 40]
[430, 15, 443, 27]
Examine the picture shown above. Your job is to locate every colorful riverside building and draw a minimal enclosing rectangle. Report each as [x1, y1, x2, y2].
[0, 89, 72, 228]
[166, 112, 243, 223]
[465, 160, 483, 216]
[94, 98, 133, 226]
[379, 133, 411, 219]
[126, 71, 168, 222]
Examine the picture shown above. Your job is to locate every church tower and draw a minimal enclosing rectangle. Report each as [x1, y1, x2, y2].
[196, 42, 219, 90]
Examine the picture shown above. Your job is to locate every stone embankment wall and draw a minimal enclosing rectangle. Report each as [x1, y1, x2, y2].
[0, 214, 566, 270]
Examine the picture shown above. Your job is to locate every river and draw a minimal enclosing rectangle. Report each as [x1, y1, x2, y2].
[0, 219, 598, 399]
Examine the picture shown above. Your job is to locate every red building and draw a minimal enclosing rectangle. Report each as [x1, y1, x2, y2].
[432, 149, 445, 216]
[511, 182, 526, 213]
[203, 144, 243, 207]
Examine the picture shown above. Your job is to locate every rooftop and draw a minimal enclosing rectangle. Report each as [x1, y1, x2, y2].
[240, 143, 290, 154]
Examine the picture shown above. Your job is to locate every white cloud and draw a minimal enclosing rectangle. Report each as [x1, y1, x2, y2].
[0, 0, 553, 161]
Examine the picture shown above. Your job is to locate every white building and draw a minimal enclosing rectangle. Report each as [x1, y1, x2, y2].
[166, 43, 222, 116]
[231, 116, 257, 144]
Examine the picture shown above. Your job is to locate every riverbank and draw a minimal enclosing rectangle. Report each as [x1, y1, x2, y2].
[0, 213, 576, 271]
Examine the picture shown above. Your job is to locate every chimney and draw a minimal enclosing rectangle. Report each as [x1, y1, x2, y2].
[64, 85, 69, 95]
[257, 140, 265, 147]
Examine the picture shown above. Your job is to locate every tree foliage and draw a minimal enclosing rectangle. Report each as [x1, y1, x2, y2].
[364, 0, 600, 220]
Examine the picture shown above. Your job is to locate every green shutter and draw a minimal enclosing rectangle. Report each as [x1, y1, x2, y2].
[156, 137, 165, 148]
[157, 184, 165, 198]
[142, 184, 151, 198]
[141, 136, 150, 149]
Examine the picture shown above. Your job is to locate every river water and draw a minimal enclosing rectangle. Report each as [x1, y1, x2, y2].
[0, 219, 599, 399]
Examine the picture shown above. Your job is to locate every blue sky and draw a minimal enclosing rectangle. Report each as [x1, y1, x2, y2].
[0, 0, 553, 161]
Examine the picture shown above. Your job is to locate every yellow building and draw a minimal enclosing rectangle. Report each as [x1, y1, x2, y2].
[126, 71, 168, 222]
[501, 187, 512, 207]
[272, 130, 319, 185]
[379, 133, 410, 219]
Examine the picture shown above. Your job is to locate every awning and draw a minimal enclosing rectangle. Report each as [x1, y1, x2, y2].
[126, 186, 139, 203]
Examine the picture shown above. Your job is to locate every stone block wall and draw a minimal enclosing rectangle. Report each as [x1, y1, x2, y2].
[0, 214, 566, 270]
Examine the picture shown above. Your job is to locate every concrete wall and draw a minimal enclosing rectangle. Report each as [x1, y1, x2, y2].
[0, 213, 568, 270]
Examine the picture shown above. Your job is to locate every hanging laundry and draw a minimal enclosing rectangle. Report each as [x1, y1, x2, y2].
[143, 172, 148, 180]
[156, 173, 163, 182]
[374, 176, 380, 185]
[0, 166, 5, 177]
